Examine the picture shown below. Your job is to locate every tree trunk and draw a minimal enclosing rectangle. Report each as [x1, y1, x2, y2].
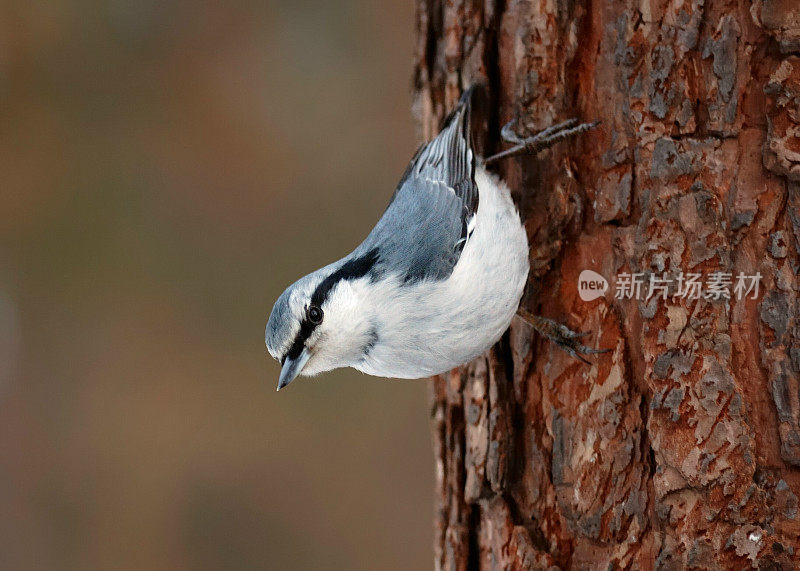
[414, 1, 800, 568]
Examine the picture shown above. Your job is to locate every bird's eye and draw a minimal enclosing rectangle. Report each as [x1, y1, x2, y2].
[307, 304, 323, 324]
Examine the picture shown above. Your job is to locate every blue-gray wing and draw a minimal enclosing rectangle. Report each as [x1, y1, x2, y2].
[359, 89, 478, 283]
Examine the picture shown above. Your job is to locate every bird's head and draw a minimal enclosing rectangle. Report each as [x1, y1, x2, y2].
[265, 250, 381, 390]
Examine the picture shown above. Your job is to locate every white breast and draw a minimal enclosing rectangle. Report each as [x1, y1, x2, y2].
[355, 167, 530, 379]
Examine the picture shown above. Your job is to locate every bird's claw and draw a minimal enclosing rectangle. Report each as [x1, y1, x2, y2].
[485, 118, 600, 165]
[516, 309, 611, 365]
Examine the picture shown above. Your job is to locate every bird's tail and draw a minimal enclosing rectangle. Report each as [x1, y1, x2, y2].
[439, 83, 482, 141]
[432, 82, 486, 188]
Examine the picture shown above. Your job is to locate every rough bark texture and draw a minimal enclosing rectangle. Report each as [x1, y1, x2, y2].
[415, 1, 800, 568]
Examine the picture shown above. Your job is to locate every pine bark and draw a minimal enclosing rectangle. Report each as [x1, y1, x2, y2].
[414, 1, 800, 568]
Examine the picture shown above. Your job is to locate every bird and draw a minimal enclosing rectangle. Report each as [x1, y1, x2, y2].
[266, 85, 606, 391]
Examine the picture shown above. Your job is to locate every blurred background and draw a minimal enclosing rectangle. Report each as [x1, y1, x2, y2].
[0, 2, 433, 569]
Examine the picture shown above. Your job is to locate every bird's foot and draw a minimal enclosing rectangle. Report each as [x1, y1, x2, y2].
[516, 308, 610, 365]
[484, 118, 600, 165]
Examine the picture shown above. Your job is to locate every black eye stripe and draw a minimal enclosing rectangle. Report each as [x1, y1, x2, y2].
[284, 314, 316, 361]
[309, 248, 379, 308]
[280, 248, 379, 364]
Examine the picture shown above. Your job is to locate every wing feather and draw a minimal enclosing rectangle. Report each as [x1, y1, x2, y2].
[358, 87, 480, 283]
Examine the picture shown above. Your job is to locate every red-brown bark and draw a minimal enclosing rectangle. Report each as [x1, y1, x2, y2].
[415, 0, 800, 568]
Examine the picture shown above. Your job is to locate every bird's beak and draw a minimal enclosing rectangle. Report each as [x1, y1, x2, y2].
[277, 348, 311, 391]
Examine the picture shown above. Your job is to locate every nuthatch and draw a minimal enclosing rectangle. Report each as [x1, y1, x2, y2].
[266, 85, 606, 390]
